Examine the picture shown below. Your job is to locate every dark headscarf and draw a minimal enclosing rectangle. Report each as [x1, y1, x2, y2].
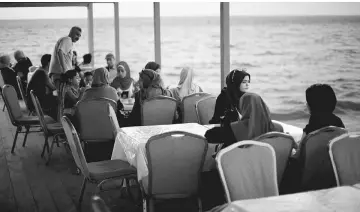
[239, 92, 275, 139]
[110, 61, 133, 90]
[92, 67, 109, 87]
[145, 61, 160, 72]
[226, 69, 251, 109]
[139, 69, 164, 101]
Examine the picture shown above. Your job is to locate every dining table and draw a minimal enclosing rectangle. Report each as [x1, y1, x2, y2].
[218, 184, 360, 212]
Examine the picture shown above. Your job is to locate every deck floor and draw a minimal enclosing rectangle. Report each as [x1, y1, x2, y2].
[0, 100, 207, 212]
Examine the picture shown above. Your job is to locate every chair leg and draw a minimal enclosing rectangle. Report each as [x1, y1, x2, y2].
[2, 104, 5, 111]
[46, 136, 57, 165]
[11, 126, 21, 153]
[41, 136, 49, 158]
[197, 197, 202, 212]
[148, 197, 155, 212]
[78, 177, 87, 205]
[22, 126, 30, 147]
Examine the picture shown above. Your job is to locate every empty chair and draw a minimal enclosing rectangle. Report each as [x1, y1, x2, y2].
[75, 98, 117, 162]
[195, 95, 216, 125]
[2, 84, 45, 153]
[61, 116, 137, 206]
[141, 131, 208, 212]
[141, 96, 177, 126]
[30, 90, 65, 165]
[254, 132, 296, 184]
[91, 195, 112, 212]
[329, 133, 360, 186]
[216, 140, 278, 202]
[298, 126, 347, 191]
[16, 75, 31, 114]
[182, 92, 211, 123]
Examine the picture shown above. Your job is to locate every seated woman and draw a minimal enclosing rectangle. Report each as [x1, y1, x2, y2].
[110, 61, 136, 99]
[170, 67, 203, 101]
[302, 83, 345, 138]
[27, 54, 58, 120]
[209, 69, 250, 124]
[61, 69, 86, 115]
[127, 69, 172, 127]
[80, 67, 119, 103]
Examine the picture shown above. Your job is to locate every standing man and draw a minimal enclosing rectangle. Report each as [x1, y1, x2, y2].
[49, 26, 82, 90]
[105, 53, 116, 82]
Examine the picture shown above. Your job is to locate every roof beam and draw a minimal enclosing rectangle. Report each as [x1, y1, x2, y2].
[0, 3, 90, 8]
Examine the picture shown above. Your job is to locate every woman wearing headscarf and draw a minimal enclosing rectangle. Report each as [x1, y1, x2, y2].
[209, 69, 250, 124]
[110, 61, 136, 98]
[127, 68, 172, 126]
[80, 67, 119, 103]
[170, 67, 203, 101]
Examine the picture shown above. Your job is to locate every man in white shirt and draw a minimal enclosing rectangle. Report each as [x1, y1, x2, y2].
[49, 26, 82, 90]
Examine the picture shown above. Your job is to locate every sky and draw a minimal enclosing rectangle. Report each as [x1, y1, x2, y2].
[0, 2, 359, 19]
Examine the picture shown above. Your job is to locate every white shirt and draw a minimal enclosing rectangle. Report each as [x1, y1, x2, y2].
[49, 36, 73, 75]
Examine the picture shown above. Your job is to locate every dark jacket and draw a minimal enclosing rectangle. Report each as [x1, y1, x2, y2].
[303, 113, 345, 134]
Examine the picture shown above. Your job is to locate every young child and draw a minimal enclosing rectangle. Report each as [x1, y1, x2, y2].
[83, 71, 93, 88]
[302, 83, 345, 138]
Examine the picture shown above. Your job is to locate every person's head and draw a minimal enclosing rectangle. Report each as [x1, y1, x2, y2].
[179, 67, 194, 85]
[83, 53, 92, 65]
[84, 71, 93, 85]
[92, 67, 109, 87]
[306, 84, 337, 114]
[0, 54, 11, 68]
[105, 53, 115, 69]
[226, 68, 251, 108]
[68, 26, 82, 43]
[14, 50, 25, 62]
[40, 54, 51, 71]
[239, 92, 274, 139]
[139, 69, 158, 89]
[145, 61, 161, 73]
[61, 69, 80, 87]
[116, 61, 131, 79]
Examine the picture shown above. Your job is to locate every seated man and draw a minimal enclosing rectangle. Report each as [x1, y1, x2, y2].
[27, 54, 58, 120]
[13, 50, 33, 84]
[0, 54, 21, 98]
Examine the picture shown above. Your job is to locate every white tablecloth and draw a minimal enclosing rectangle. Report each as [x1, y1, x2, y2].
[111, 123, 217, 181]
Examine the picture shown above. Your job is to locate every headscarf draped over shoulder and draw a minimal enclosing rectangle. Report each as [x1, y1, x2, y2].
[92, 67, 109, 87]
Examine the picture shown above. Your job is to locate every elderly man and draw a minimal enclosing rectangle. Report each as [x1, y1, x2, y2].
[49, 26, 82, 91]
[0, 54, 21, 98]
[13, 50, 33, 83]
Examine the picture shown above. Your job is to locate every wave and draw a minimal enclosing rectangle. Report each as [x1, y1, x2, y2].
[271, 110, 309, 121]
[232, 62, 259, 68]
[337, 100, 360, 112]
[254, 51, 289, 56]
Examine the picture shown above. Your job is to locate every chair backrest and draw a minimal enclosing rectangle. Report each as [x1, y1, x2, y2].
[2, 84, 23, 124]
[299, 126, 347, 191]
[75, 98, 117, 142]
[141, 95, 177, 126]
[91, 195, 111, 212]
[254, 132, 296, 184]
[195, 95, 217, 125]
[146, 131, 208, 199]
[216, 140, 278, 202]
[107, 103, 120, 138]
[30, 90, 49, 135]
[16, 76, 29, 110]
[0, 71, 5, 87]
[182, 92, 211, 123]
[61, 116, 90, 177]
[329, 133, 360, 186]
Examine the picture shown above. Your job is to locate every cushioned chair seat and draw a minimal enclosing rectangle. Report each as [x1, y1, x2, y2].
[44, 115, 56, 124]
[88, 159, 136, 181]
[15, 116, 40, 125]
[47, 122, 65, 135]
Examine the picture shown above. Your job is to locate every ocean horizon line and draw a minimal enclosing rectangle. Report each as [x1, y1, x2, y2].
[1, 14, 360, 21]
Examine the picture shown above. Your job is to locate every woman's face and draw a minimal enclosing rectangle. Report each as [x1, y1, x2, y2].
[71, 73, 81, 87]
[239, 76, 250, 92]
[117, 65, 127, 79]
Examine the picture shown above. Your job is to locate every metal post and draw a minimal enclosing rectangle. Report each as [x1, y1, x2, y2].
[87, 3, 95, 67]
[114, 2, 120, 64]
[220, 2, 230, 89]
[154, 2, 161, 66]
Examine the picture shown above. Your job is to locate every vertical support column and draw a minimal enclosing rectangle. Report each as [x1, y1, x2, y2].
[154, 2, 161, 66]
[220, 2, 230, 89]
[87, 3, 95, 67]
[114, 2, 120, 64]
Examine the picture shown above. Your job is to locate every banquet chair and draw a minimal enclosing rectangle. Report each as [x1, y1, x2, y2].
[216, 140, 278, 202]
[182, 92, 211, 123]
[141, 131, 208, 212]
[329, 133, 360, 186]
[61, 116, 137, 207]
[195, 95, 216, 125]
[16, 75, 32, 115]
[254, 132, 296, 184]
[141, 96, 177, 126]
